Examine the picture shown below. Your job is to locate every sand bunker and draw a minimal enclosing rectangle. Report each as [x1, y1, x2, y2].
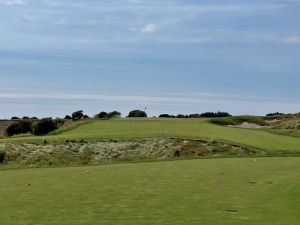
[229, 122, 262, 129]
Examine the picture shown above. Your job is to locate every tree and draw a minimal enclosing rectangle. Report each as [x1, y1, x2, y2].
[128, 110, 147, 118]
[0, 151, 5, 164]
[177, 114, 187, 118]
[11, 117, 20, 120]
[188, 114, 202, 118]
[214, 112, 232, 117]
[7, 121, 33, 136]
[54, 118, 65, 127]
[72, 110, 84, 121]
[96, 111, 108, 119]
[33, 118, 58, 136]
[108, 111, 121, 118]
[65, 115, 72, 120]
[83, 115, 90, 119]
[159, 114, 175, 118]
[201, 112, 231, 118]
[266, 112, 285, 117]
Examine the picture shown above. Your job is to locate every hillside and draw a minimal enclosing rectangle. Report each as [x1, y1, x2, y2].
[1, 118, 300, 163]
[3, 118, 300, 150]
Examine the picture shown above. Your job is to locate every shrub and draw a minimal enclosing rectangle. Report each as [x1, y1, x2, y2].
[128, 110, 147, 118]
[188, 112, 232, 118]
[83, 115, 90, 119]
[0, 151, 6, 164]
[188, 114, 202, 118]
[34, 118, 58, 136]
[159, 114, 175, 118]
[72, 110, 84, 121]
[201, 112, 232, 118]
[177, 114, 187, 118]
[7, 121, 33, 136]
[266, 112, 285, 117]
[96, 112, 108, 119]
[108, 111, 122, 118]
[54, 118, 65, 127]
[64, 115, 72, 120]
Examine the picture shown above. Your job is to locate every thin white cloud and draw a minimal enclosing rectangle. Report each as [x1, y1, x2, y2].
[23, 14, 34, 22]
[128, 0, 143, 4]
[283, 35, 300, 44]
[0, 0, 25, 5]
[0, 91, 299, 112]
[42, 1, 286, 13]
[141, 23, 157, 33]
[0, 0, 296, 47]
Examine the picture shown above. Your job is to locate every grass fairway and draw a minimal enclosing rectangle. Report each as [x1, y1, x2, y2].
[0, 158, 299, 225]
[4, 118, 300, 153]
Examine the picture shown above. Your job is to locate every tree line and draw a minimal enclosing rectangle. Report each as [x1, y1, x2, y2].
[6, 110, 146, 137]
[159, 112, 232, 118]
[65, 110, 123, 120]
[7, 118, 63, 137]
[6, 110, 233, 137]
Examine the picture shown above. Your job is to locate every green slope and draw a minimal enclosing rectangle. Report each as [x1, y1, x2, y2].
[2, 118, 300, 152]
[0, 158, 299, 225]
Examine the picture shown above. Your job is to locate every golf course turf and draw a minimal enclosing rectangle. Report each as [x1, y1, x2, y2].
[1, 118, 300, 225]
[1, 157, 299, 225]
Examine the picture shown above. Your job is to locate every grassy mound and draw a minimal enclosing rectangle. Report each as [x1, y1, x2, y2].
[272, 117, 300, 130]
[210, 116, 268, 126]
[0, 158, 299, 225]
[1, 138, 263, 166]
[2, 118, 300, 153]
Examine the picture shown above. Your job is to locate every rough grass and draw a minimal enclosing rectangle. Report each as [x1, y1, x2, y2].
[1, 139, 263, 166]
[262, 114, 300, 137]
[272, 117, 300, 130]
[1, 118, 300, 153]
[0, 157, 299, 225]
[210, 116, 268, 126]
[262, 128, 300, 138]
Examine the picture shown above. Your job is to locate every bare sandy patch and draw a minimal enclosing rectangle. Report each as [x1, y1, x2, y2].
[229, 122, 262, 129]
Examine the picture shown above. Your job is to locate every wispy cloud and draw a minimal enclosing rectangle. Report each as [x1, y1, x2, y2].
[141, 23, 157, 33]
[0, 0, 25, 5]
[23, 14, 34, 22]
[283, 35, 300, 44]
[0, 90, 299, 115]
[1, 0, 298, 49]
[42, 1, 287, 13]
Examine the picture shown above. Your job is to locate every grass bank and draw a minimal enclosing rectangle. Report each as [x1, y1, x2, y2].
[1, 118, 300, 153]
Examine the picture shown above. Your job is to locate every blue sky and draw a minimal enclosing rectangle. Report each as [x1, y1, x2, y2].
[0, 0, 300, 118]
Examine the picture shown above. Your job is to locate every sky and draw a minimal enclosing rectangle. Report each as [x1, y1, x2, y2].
[0, 0, 300, 118]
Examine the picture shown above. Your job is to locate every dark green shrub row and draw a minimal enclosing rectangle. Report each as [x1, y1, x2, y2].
[95, 111, 122, 119]
[65, 110, 121, 120]
[7, 118, 62, 137]
[7, 121, 33, 136]
[159, 112, 232, 118]
[34, 118, 58, 135]
[128, 110, 147, 118]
